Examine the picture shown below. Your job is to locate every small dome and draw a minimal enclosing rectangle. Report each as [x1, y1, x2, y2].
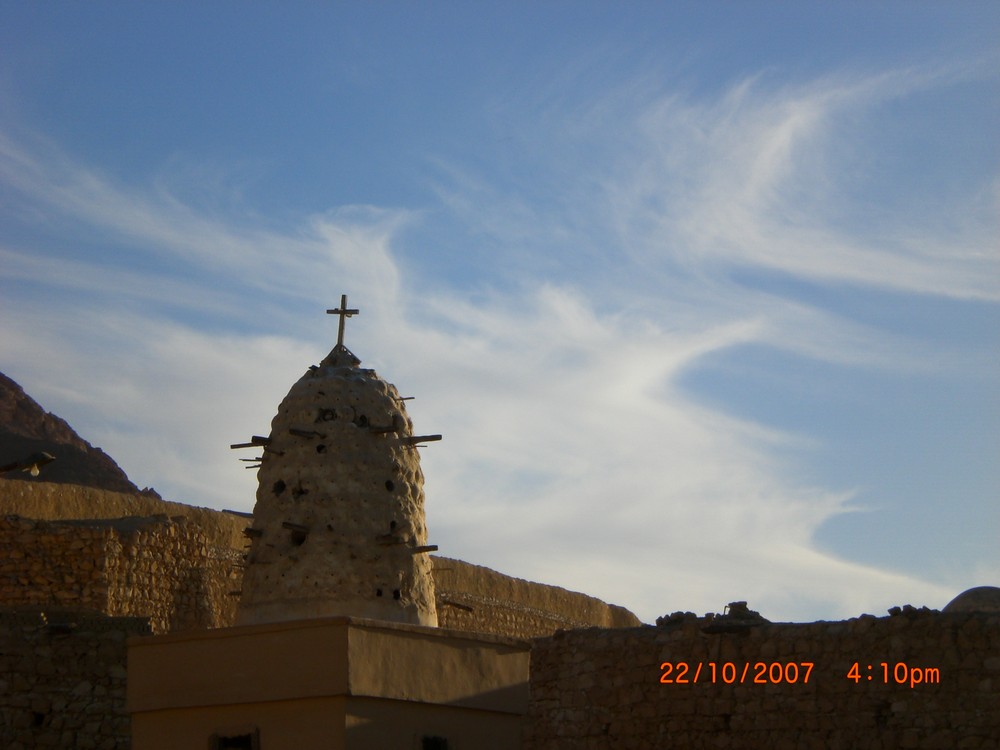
[942, 586, 1000, 613]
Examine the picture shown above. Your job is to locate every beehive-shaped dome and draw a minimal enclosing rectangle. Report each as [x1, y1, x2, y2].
[942, 586, 1000, 613]
[236, 300, 438, 627]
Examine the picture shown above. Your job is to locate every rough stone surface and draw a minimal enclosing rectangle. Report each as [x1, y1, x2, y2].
[433, 556, 641, 638]
[0, 480, 247, 550]
[524, 609, 1000, 749]
[236, 347, 438, 627]
[0, 484, 640, 639]
[0, 608, 148, 750]
[0, 514, 242, 634]
[943, 585, 1000, 613]
[0, 501, 639, 750]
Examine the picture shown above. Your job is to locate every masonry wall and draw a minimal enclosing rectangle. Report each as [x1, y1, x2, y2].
[432, 556, 642, 639]
[0, 480, 247, 549]
[0, 608, 150, 750]
[1, 482, 643, 640]
[0, 512, 637, 641]
[102, 517, 243, 632]
[524, 609, 1000, 749]
[0, 516, 110, 615]
[0, 511, 635, 640]
[0, 515, 243, 634]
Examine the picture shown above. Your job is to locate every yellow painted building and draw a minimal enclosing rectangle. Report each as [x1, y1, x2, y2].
[128, 616, 530, 750]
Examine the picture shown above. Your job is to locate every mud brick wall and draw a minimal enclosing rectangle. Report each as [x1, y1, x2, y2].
[0, 608, 150, 750]
[0, 515, 244, 634]
[432, 556, 642, 640]
[524, 609, 1000, 749]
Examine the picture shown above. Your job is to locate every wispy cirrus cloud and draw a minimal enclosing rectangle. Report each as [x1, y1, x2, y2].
[613, 70, 999, 300]
[433, 62, 998, 303]
[0, 129, 414, 311]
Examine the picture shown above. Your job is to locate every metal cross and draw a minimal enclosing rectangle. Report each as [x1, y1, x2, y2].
[326, 294, 359, 347]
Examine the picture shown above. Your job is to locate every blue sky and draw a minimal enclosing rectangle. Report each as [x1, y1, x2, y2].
[1, 2, 997, 623]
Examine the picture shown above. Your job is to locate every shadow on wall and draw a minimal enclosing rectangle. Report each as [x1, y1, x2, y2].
[344, 682, 529, 750]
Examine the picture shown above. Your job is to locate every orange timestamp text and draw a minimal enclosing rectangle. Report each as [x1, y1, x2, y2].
[659, 661, 814, 685]
[847, 662, 940, 688]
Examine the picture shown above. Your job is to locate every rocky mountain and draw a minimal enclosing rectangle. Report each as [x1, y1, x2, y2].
[0, 371, 157, 497]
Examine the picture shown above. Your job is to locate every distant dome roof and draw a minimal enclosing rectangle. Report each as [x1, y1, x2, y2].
[942, 586, 1000, 613]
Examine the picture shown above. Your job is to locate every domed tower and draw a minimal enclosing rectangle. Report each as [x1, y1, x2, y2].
[235, 296, 439, 627]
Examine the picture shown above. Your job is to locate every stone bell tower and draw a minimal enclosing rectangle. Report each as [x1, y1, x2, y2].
[234, 296, 439, 627]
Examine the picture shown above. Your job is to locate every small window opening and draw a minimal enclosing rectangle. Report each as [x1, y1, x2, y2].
[357, 414, 369, 427]
[389, 520, 397, 530]
[375, 588, 383, 597]
[272, 480, 286, 495]
[316, 444, 327, 454]
[32, 712, 45, 728]
[290, 531, 307, 546]
[393, 589, 401, 600]
[211, 730, 259, 750]
[385, 480, 394, 491]
[422, 737, 449, 750]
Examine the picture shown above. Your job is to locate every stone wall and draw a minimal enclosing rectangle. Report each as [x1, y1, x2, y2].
[524, 608, 1000, 749]
[0, 515, 110, 615]
[433, 556, 642, 639]
[0, 608, 150, 750]
[0, 515, 243, 634]
[0, 512, 637, 641]
[1, 482, 642, 640]
[9, 482, 996, 748]
[0, 480, 247, 549]
[102, 517, 243, 632]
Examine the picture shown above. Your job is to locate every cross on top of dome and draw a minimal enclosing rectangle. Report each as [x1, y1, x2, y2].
[326, 294, 359, 348]
[322, 294, 362, 367]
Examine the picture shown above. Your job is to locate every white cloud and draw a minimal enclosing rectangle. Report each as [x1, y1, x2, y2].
[445, 65, 999, 302]
[362, 281, 962, 622]
[621, 73, 1000, 301]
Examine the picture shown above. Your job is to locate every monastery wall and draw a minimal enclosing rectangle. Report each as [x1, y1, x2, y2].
[433, 556, 642, 639]
[0, 515, 109, 615]
[0, 515, 242, 634]
[4, 482, 995, 747]
[524, 609, 1000, 749]
[1, 481, 641, 639]
[0, 480, 247, 549]
[0, 510, 636, 640]
[0, 608, 149, 750]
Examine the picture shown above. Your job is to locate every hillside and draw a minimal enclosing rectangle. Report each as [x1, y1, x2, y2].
[0, 371, 156, 497]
